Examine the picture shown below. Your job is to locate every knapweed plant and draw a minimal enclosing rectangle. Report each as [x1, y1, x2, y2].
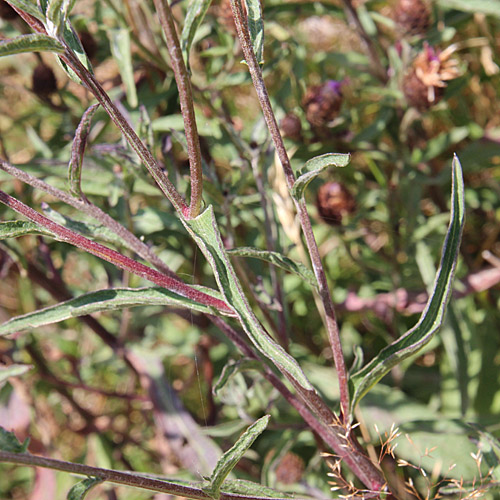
[0, 0, 499, 499]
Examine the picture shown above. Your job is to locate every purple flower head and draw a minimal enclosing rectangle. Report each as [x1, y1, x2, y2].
[325, 80, 343, 95]
[424, 43, 440, 62]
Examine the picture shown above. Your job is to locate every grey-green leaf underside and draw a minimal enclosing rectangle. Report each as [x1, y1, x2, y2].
[0, 286, 226, 336]
[227, 247, 317, 288]
[292, 153, 350, 200]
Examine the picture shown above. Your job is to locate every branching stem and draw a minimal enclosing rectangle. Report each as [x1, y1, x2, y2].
[228, 0, 350, 420]
[0, 190, 233, 315]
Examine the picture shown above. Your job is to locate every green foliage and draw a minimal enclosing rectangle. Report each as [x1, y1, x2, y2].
[1, 0, 500, 498]
[0, 428, 29, 453]
[0, 33, 64, 55]
[67, 477, 103, 500]
[350, 156, 465, 410]
[203, 415, 270, 499]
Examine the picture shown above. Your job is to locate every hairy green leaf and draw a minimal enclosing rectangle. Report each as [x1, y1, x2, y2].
[67, 477, 103, 500]
[0, 427, 29, 453]
[0, 221, 54, 239]
[213, 359, 262, 397]
[221, 479, 292, 498]
[245, 0, 264, 65]
[184, 206, 314, 391]
[227, 247, 317, 288]
[109, 29, 137, 108]
[350, 155, 465, 410]
[68, 104, 99, 199]
[5, 0, 44, 19]
[181, 0, 213, 69]
[0, 34, 64, 57]
[57, 21, 93, 83]
[203, 416, 270, 499]
[291, 153, 350, 200]
[0, 286, 226, 336]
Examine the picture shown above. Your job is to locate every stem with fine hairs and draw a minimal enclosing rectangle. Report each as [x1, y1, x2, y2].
[152, 0, 204, 218]
[227, 0, 350, 421]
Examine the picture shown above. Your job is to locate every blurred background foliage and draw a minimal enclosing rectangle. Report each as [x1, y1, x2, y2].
[0, 0, 500, 498]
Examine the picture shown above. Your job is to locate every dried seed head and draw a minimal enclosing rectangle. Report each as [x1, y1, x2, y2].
[280, 113, 302, 141]
[317, 181, 356, 225]
[394, 0, 431, 36]
[403, 43, 460, 110]
[32, 64, 58, 97]
[302, 80, 343, 128]
[0, 0, 18, 20]
[275, 452, 305, 484]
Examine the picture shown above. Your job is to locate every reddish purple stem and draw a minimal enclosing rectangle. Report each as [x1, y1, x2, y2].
[0, 190, 233, 316]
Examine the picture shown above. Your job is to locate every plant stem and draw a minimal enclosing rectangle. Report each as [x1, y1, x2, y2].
[209, 316, 388, 494]
[0, 451, 275, 500]
[228, 0, 350, 421]
[152, 0, 203, 218]
[0, 190, 233, 316]
[61, 50, 189, 214]
[0, 160, 176, 278]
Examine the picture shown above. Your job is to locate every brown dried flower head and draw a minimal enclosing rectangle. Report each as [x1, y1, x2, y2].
[275, 452, 305, 484]
[403, 43, 461, 110]
[280, 113, 302, 141]
[317, 181, 356, 226]
[394, 0, 431, 36]
[302, 80, 343, 128]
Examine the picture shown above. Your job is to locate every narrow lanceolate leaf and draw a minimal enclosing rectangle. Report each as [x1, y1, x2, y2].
[244, 0, 264, 65]
[184, 207, 314, 391]
[0, 286, 226, 336]
[291, 153, 351, 201]
[68, 103, 99, 198]
[221, 479, 292, 498]
[45, 0, 65, 37]
[213, 359, 261, 397]
[0, 221, 54, 239]
[57, 22, 93, 83]
[349, 155, 465, 410]
[41, 204, 124, 248]
[0, 34, 64, 57]
[227, 247, 317, 288]
[181, 0, 213, 69]
[0, 190, 234, 316]
[5, 0, 44, 20]
[109, 29, 137, 108]
[203, 416, 270, 499]
[67, 477, 103, 500]
[0, 427, 29, 453]
[0, 364, 32, 387]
